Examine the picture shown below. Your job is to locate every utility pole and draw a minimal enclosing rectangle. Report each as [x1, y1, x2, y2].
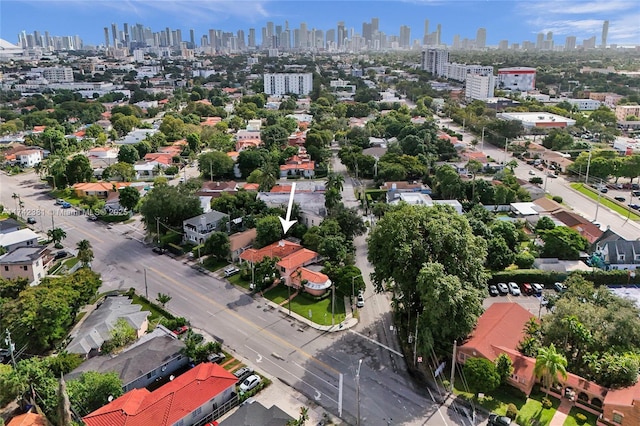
[480, 127, 485, 151]
[331, 282, 335, 327]
[413, 313, 419, 366]
[355, 359, 363, 426]
[156, 217, 160, 245]
[584, 149, 593, 184]
[450, 340, 457, 391]
[144, 268, 148, 299]
[4, 329, 17, 369]
[504, 138, 509, 163]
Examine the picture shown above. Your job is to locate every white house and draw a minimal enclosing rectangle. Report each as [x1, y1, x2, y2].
[182, 210, 229, 244]
[0, 246, 49, 286]
[14, 149, 43, 167]
[134, 160, 168, 179]
[0, 228, 39, 252]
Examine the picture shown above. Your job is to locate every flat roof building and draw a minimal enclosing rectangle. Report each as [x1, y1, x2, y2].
[498, 112, 576, 129]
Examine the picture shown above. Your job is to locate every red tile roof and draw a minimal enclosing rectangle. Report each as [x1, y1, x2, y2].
[290, 268, 330, 286]
[239, 240, 303, 263]
[83, 363, 237, 426]
[242, 183, 259, 191]
[459, 303, 535, 361]
[277, 248, 318, 270]
[143, 153, 174, 165]
[7, 413, 47, 426]
[604, 381, 640, 407]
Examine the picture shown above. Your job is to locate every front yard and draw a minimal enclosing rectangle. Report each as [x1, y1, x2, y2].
[263, 283, 346, 326]
[454, 383, 559, 425]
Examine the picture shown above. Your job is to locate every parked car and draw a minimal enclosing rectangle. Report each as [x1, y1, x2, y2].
[497, 282, 509, 296]
[488, 284, 499, 297]
[599, 187, 608, 193]
[55, 198, 64, 205]
[26, 217, 37, 224]
[614, 196, 626, 202]
[239, 374, 262, 392]
[546, 172, 557, 178]
[632, 190, 640, 197]
[172, 325, 189, 335]
[224, 266, 240, 277]
[61, 202, 72, 209]
[207, 352, 226, 364]
[53, 251, 68, 260]
[528, 170, 535, 175]
[508, 282, 521, 296]
[233, 367, 254, 382]
[520, 282, 533, 296]
[532, 283, 544, 296]
[628, 204, 640, 211]
[488, 413, 513, 426]
[87, 214, 98, 221]
[356, 292, 365, 308]
[152, 246, 166, 254]
[553, 282, 566, 293]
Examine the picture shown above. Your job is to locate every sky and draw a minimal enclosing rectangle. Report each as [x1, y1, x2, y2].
[1, 0, 639, 47]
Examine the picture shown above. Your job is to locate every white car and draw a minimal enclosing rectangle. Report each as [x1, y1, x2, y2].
[508, 282, 521, 296]
[239, 374, 262, 392]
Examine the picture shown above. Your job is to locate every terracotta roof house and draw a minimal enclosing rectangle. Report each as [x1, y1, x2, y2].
[239, 240, 330, 295]
[235, 139, 262, 152]
[532, 197, 564, 214]
[279, 153, 315, 178]
[458, 303, 538, 396]
[458, 303, 612, 416]
[72, 182, 132, 199]
[201, 117, 222, 127]
[83, 363, 238, 426]
[552, 211, 603, 243]
[196, 181, 239, 199]
[602, 381, 640, 426]
[6, 412, 47, 426]
[242, 183, 259, 191]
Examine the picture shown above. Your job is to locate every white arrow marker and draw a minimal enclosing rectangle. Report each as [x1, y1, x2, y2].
[256, 354, 263, 363]
[278, 182, 297, 233]
[314, 390, 321, 401]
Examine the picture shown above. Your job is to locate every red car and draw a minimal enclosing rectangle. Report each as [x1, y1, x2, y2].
[173, 325, 189, 335]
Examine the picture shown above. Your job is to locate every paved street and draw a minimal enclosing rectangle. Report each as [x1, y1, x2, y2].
[440, 118, 640, 240]
[0, 171, 464, 425]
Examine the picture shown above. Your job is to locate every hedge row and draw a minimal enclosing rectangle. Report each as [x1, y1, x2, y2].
[490, 269, 640, 287]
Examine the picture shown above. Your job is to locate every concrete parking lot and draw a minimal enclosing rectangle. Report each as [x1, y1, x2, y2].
[483, 287, 557, 318]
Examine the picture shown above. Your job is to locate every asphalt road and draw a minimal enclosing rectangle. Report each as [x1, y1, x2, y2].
[440, 118, 640, 240]
[1, 170, 463, 425]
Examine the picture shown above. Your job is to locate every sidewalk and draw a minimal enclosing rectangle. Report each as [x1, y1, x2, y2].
[548, 398, 573, 426]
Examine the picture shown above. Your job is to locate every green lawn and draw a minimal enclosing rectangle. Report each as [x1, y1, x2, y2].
[570, 183, 640, 220]
[515, 389, 560, 426]
[263, 283, 346, 326]
[63, 257, 80, 269]
[563, 407, 598, 426]
[130, 293, 172, 324]
[227, 273, 252, 290]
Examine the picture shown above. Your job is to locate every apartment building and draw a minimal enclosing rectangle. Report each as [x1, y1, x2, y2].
[497, 67, 536, 91]
[446, 63, 493, 82]
[465, 74, 495, 100]
[421, 48, 449, 77]
[615, 105, 640, 122]
[31, 66, 74, 82]
[263, 73, 313, 96]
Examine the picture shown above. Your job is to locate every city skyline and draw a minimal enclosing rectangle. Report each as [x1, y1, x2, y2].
[2, 0, 640, 48]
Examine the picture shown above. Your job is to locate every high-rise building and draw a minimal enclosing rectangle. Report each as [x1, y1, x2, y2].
[264, 73, 313, 96]
[565, 36, 576, 51]
[248, 28, 256, 48]
[189, 29, 195, 47]
[423, 19, 429, 45]
[362, 22, 372, 42]
[536, 32, 544, 49]
[326, 29, 335, 47]
[299, 22, 308, 49]
[337, 21, 346, 49]
[103, 27, 110, 48]
[422, 48, 449, 76]
[399, 25, 411, 49]
[111, 23, 118, 48]
[465, 74, 495, 100]
[498, 40, 509, 50]
[476, 28, 486, 49]
[583, 36, 596, 49]
[436, 24, 441, 45]
[371, 18, 379, 33]
[601, 20, 609, 48]
[123, 23, 130, 46]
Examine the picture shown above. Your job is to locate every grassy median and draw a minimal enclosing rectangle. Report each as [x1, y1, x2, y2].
[570, 183, 640, 221]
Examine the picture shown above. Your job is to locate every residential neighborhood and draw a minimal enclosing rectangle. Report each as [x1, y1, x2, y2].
[1, 10, 640, 426]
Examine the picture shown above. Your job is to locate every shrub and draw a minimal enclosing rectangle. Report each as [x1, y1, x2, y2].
[552, 195, 563, 203]
[506, 403, 518, 419]
[575, 413, 587, 424]
[541, 397, 553, 409]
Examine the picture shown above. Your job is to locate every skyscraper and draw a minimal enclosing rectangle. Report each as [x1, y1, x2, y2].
[103, 27, 110, 48]
[337, 21, 346, 49]
[423, 19, 429, 45]
[111, 23, 118, 48]
[565, 36, 576, 51]
[601, 20, 609, 48]
[536, 32, 544, 50]
[248, 28, 256, 48]
[189, 29, 195, 47]
[476, 28, 486, 49]
[399, 25, 411, 49]
[123, 23, 129, 46]
[371, 18, 379, 33]
[299, 22, 308, 49]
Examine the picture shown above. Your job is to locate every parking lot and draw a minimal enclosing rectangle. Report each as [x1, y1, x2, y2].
[483, 286, 558, 318]
[609, 285, 640, 310]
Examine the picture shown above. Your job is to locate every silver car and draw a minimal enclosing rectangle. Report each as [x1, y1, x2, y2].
[508, 282, 521, 296]
[239, 374, 262, 392]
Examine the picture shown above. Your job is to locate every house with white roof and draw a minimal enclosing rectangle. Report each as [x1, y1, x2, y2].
[0, 228, 39, 252]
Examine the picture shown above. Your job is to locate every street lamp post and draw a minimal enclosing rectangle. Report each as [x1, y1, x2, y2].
[355, 359, 363, 426]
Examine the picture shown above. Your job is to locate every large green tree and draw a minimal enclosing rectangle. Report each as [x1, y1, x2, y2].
[368, 204, 487, 354]
[65, 155, 93, 185]
[67, 371, 123, 416]
[198, 151, 234, 179]
[140, 183, 203, 231]
[118, 186, 141, 211]
[255, 215, 284, 248]
[540, 227, 589, 260]
[203, 231, 230, 260]
[462, 357, 501, 395]
[117, 144, 140, 164]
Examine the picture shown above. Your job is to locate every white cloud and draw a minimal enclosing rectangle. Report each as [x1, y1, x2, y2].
[523, 1, 636, 16]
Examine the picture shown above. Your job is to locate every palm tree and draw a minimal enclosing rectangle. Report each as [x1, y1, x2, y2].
[534, 343, 568, 397]
[11, 193, 19, 212]
[76, 239, 94, 267]
[326, 172, 345, 193]
[47, 227, 67, 248]
[258, 162, 277, 192]
[156, 293, 172, 307]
